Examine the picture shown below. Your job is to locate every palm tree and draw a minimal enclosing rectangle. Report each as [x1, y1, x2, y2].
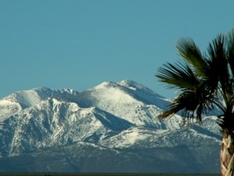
[156, 29, 234, 176]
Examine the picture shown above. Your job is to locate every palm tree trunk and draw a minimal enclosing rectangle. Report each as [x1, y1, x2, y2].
[220, 132, 234, 176]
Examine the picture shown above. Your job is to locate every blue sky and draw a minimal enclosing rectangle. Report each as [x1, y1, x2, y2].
[1, 0, 234, 98]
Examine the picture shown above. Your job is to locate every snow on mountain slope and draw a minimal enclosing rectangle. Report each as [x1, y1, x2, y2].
[0, 79, 222, 172]
[2, 87, 79, 108]
[119, 80, 170, 109]
[0, 80, 174, 128]
[99, 124, 221, 149]
[76, 80, 178, 128]
[0, 100, 22, 122]
[200, 116, 221, 135]
[0, 87, 79, 122]
[0, 97, 133, 157]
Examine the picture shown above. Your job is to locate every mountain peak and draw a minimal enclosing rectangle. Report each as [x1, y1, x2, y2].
[2, 86, 79, 109]
[93, 81, 117, 89]
[119, 79, 146, 90]
[32, 86, 52, 92]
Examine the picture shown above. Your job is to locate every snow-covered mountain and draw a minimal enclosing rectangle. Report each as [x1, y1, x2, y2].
[0, 80, 221, 173]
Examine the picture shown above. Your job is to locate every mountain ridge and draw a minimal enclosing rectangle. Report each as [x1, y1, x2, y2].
[0, 79, 221, 173]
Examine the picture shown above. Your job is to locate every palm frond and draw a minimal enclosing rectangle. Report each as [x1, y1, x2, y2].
[159, 87, 215, 122]
[156, 60, 217, 121]
[227, 29, 234, 78]
[176, 38, 208, 77]
[206, 35, 230, 89]
[156, 61, 199, 91]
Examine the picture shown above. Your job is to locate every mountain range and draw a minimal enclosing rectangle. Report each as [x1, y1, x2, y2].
[0, 80, 221, 173]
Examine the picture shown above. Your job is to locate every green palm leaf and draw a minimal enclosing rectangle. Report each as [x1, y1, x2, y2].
[176, 38, 208, 77]
[156, 61, 199, 91]
[227, 29, 234, 79]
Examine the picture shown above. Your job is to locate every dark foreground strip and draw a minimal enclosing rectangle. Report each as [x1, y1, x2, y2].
[0, 173, 220, 176]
